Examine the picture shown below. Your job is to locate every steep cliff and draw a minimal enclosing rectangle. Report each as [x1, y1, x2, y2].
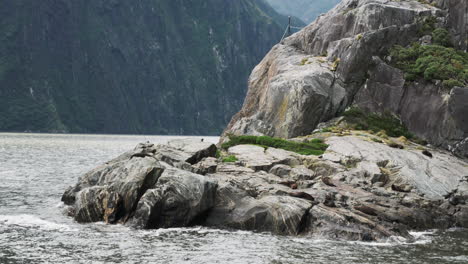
[0, 0, 287, 134]
[265, 0, 341, 23]
[224, 0, 468, 157]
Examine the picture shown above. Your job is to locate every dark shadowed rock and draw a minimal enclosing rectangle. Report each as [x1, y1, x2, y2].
[131, 168, 217, 229]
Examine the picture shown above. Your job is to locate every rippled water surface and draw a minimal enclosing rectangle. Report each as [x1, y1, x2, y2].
[1, 133, 467, 264]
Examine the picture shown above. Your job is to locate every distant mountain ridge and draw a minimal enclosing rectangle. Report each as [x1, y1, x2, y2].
[0, 0, 288, 135]
[265, 0, 341, 23]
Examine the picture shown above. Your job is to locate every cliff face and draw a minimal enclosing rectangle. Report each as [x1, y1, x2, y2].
[224, 0, 468, 157]
[0, 0, 286, 135]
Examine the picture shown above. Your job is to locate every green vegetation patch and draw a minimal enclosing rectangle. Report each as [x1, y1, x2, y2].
[343, 107, 414, 139]
[222, 155, 238, 163]
[221, 135, 328, 156]
[389, 28, 467, 89]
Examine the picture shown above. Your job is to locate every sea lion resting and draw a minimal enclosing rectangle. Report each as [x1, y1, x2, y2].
[288, 192, 315, 202]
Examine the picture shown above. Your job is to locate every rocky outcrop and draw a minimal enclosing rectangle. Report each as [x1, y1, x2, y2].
[223, 0, 468, 157]
[62, 139, 218, 227]
[63, 137, 468, 241]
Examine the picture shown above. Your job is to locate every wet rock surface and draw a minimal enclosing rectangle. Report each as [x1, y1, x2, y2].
[63, 138, 468, 241]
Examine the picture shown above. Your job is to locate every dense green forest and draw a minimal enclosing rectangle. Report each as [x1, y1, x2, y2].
[0, 0, 290, 134]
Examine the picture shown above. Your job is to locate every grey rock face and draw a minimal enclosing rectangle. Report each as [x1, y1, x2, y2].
[207, 194, 312, 235]
[223, 0, 435, 137]
[222, 0, 468, 157]
[434, 0, 468, 51]
[355, 57, 468, 157]
[290, 166, 316, 181]
[62, 154, 164, 223]
[269, 164, 293, 178]
[166, 139, 217, 164]
[227, 144, 300, 171]
[155, 139, 216, 166]
[224, 46, 347, 138]
[324, 136, 468, 199]
[192, 157, 218, 175]
[131, 168, 217, 229]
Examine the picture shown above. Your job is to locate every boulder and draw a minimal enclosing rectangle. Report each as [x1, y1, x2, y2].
[166, 138, 217, 164]
[205, 182, 312, 235]
[290, 166, 316, 181]
[455, 206, 468, 228]
[228, 145, 274, 171]
[131, 168, 217, 229]
[155, 138, 217, 166]
[306, 205, 403, 241]
[62, 152, 164, 223]
[269, 164, 292, 178]
[192, 157, 218, 175]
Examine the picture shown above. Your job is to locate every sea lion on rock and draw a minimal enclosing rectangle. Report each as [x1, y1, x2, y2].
[324, 193, 336, 207]
[279, 181, 298, 189]
[422, 150, 433, 158]
[289, 192, 316, 202]
[322, 176, 336, 187]
[130, 153, 154, 159]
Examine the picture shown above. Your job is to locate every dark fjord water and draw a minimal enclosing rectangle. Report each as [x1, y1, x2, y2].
[0, 133, 467, 264]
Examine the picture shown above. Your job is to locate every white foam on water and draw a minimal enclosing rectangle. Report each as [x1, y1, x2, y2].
[136, 226, 255, 237]
[0, 214, 77, 232]
[407, 230, 436, 244]
[343, 230, 435, 247]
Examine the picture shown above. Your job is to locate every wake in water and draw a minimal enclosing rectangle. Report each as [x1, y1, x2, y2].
[0, 214, 77, 232]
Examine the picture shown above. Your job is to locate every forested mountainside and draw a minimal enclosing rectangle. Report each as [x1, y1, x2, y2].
[0, 0, 287, 135]
[265, 0, 341, 23]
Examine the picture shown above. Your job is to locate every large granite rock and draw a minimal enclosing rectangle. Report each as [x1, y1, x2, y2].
[63, 137, 468, 241]
[63, 140, 217, 225]
[131, 168, 217, 229]
[222, 0, 468, 157]
[62, 154, 164, 223]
